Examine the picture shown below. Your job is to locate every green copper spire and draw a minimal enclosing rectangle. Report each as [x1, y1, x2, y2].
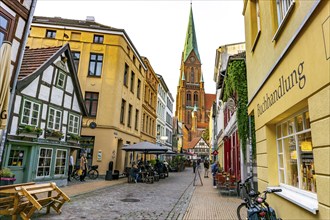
[183, 5, 200, 62]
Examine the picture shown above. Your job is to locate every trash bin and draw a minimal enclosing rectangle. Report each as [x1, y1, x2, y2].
[105, 170, 113, 181]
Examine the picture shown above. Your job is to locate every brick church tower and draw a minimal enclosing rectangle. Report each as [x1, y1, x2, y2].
[175, 5, 215, 147]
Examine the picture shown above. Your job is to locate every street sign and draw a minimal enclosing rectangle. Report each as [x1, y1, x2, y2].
[212, 150, 218, 156]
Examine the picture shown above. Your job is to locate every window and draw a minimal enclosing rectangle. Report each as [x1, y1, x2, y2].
[135, 109, 139, 130]
[130, 71, 135, 93]
[46, 30, 56, 38]
[85, 92, 99, 117]
[37, 148, 53, 177]
[276, 110, 316, 193]
[56, 70, 66, 88]
[8, 150, 24, 167]
[127, 104, 132, 127]
[72, 52, 80, 71]
[88, 53, 103, 76]
[250, 0, 261, 51]
[190, 68, 194, 83]
[123, 63, 129, 86]
[276, 0, 294, 25]
[120, 99, 126, 124]
[137, 79, 141, 99]
[194, 92, 198, 106]
[187, 93, 191, 106]
[47, 107, 62, 130]
[71, 32, 81, 41]
[133, 55, 136, 64]
[0, 11, 14, 45]
[93, 34, 104, 43]
[21, 99, 41, 126]
[54, 149, 67, 175]
[68, 114, 80, 134]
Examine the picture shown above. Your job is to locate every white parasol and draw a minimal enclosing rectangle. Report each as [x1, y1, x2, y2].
[0, 41, 12, 129]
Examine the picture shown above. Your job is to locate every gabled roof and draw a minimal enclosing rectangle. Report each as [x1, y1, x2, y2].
[19, 46, 62, 80]
[17, 44, 88, 116]
[183, 5, 200, 62]
[204, 93, 216, 110]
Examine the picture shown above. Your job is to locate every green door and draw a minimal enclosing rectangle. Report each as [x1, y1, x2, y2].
[7, 146, 29, 183]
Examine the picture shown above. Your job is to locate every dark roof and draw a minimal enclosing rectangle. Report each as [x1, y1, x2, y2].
[33, 16, 123, 32]
[19, 46, 62, 80]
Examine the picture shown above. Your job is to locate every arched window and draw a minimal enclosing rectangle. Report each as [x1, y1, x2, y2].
[194, 92, 198, 106]
[186, 92, 192, 106]
[190, 68, 194, 83]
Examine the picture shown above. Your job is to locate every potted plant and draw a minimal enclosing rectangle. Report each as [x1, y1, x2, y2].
[67, 133, 80, 143]
[17, 125, 43, 137]
[45, 129, 64, 140]
[0, 168, 16, 185]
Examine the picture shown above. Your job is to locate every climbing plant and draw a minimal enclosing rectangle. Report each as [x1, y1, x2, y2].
[223, 60, 256, 161]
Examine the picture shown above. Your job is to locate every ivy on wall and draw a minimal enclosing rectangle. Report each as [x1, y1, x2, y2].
[223, 60, 256, 160]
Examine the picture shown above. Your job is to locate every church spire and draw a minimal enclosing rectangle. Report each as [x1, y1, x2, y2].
[183, 4, 200, 62]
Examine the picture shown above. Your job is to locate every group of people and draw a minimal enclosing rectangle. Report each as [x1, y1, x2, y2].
[67, 151, 88, 182]
[192, 159, 220, 188]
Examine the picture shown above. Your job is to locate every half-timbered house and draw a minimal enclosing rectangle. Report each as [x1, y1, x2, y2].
[2, 43, 87, 186]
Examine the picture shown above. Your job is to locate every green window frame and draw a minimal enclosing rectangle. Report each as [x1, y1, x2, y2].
[68, 113, 80, 134]
[37, 148, 53, 177]
[47, 107, 62, 131]
[20, 99, 41, 126]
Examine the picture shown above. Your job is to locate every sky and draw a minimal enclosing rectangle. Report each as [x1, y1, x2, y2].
[34, 0, 245, 103]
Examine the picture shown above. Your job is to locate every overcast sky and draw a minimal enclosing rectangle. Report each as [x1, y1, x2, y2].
[34, 0, 245, 103]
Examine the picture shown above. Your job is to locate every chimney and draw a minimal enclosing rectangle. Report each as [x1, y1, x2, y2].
[86, 16, 95, 22]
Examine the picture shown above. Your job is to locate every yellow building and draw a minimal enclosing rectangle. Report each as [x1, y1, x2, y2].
[243, 0, 329, 219]
[27, 16, 148, 175]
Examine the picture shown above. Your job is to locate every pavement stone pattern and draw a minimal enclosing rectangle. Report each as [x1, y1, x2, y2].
[25, 167, 242, 220]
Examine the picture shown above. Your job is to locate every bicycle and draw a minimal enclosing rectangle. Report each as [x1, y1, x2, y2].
[237, 176, 282, 220]
[72, 165, 99, 180]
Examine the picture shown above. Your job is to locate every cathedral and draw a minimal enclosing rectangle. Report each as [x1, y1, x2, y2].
[175, 5, 216, 151]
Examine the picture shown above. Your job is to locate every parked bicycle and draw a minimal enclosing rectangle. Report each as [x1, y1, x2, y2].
[237, 176, 282, 220]
[71, 165, 99, 180]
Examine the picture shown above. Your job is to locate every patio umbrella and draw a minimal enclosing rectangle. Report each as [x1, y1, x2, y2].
[0, 42, 12, 129]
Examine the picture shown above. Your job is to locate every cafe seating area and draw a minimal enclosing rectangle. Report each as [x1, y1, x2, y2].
[215, 172, 239, 197]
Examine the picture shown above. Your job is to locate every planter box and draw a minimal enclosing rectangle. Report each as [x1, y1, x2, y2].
[46, 136, 61, 141]
[18, 132, 39, 138]
[0, 178, 16, 186]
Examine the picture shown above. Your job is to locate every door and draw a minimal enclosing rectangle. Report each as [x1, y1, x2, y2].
[7, 146, 29, 183]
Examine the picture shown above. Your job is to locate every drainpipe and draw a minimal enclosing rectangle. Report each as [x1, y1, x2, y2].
[0, 0, 38, 167]
[248, 115, 254, 189]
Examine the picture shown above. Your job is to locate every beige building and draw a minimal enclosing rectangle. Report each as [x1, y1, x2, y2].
[27, 16, 148, 175]
[244, 0, 329, 219]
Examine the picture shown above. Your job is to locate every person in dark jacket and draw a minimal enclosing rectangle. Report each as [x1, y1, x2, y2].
[192, 160, 197, 173]
[204, 160, 210, 178]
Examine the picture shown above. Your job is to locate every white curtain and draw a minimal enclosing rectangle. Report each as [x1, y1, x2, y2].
[0, 42, 12, 129]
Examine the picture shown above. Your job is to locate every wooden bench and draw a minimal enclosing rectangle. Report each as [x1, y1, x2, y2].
[15, 182, 70, 220]
[0, 182, 36, 220]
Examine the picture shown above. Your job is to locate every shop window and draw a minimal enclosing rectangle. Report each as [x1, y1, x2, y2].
[37, 148, 53, 177]
[276, 110, 316, 193]
[88, 53, 103, 76]
[21, 99, 41, 126]
[85, 92, 99, 117]
[68, 114, 80, 134]
[55, 149, 67, 175]
[46, 30, 56, 39]
[8, 150, 24, 167]
[47, 107, 62, 131]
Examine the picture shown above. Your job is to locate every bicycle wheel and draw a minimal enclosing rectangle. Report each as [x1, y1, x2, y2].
[72, 170, 80, 181]
[88, 169, 99, 179]
[237, 203, 248, 220]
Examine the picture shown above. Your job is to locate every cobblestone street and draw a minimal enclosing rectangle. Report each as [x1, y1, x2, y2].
[29, 167, 242, 220]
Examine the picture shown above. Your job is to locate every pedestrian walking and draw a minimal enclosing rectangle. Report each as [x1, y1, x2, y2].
[192, 160, 197, 173]
[211, 161, 219, 188]
[204, 160, 209, 178]
[67, 151, 74, 182]
[80, 152, 87, 182]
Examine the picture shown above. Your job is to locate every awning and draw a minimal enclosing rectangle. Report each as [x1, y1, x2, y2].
[121, 141, 168, 153]
[0, 42, 11, 129]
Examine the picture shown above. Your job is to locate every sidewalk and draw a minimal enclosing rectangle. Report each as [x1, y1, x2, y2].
[183, 170, 242, 220]
[60, 177, 127, 197]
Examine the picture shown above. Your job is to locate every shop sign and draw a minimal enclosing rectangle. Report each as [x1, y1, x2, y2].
[257, 61, 306, 117]
[212, 150, 218, 156]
